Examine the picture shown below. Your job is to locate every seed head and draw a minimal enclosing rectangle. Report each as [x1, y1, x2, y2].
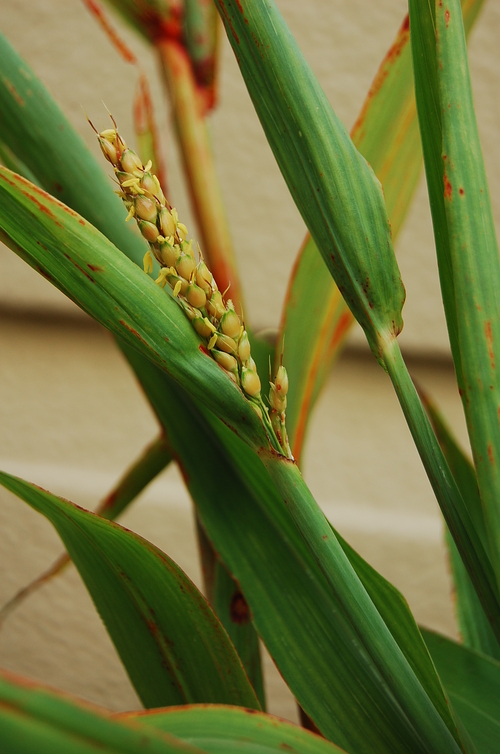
[221, 308, 241, 339]
[138, 219, 160, 243]
[212, 350, 238, 373]
[238, 331, 251, 362]
[186, 283, 207, 310]
[94, 117, 292, 457]
[275, 365, 289, 397]
[135, 196, 157, 223]
[120, 149, 142, 173]
[176, 253, 196, 281]
[242, 368, 261, 397]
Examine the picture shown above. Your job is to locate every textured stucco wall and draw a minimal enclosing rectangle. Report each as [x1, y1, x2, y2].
[0, 0, 495, 722]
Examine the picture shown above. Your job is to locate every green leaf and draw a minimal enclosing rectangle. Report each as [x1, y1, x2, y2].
[0, 471, 260, 711]
[280, 1, 484, 459]
[446, 530, 500, 662]
[0, 31, 147, 269]
[261, 450, 466, 754]
[122, 342, 467, 754]
[420, 389, 500, 659]
[0, 168, 275, 454]
[422, 630, 500, 754]
[197, 521, 266, 710]
[0, 669, 206, 754]
[122, 705, 348, 753]
[383, 341, 500, 644]
[0, 434, 173, 625]
[214, 0, 405, 364]
[409, 2, 500, 577]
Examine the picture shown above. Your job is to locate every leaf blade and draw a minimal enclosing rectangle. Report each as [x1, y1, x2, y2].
[0, 472, 260, 710]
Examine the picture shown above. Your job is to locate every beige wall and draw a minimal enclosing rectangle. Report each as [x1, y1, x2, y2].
[0, 0, 496, 721]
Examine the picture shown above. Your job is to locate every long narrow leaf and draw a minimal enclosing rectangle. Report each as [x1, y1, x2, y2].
[122, 705, 348, 753]
[0, 31, 147, 269]
[409, 2, 500, 578]
[214, 0, 405, 364]
[0, 434, 173, 625]
[122, 342, 466, 754]
[0, 472, 260, 710]
[422, 630, 500, 754]
[0, 669, 205, 754]
[421, 389, 500, 658]
[280, 0, 484, 458]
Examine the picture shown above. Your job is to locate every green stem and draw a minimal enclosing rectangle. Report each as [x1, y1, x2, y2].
[383, 338, 500, 642]
[260, 450, 464, 754]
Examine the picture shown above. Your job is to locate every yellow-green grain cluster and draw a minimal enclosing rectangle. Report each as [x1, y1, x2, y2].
[96, 123, 291, 457]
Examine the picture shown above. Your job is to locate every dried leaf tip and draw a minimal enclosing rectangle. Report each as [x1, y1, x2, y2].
[93, 117, 292, 458]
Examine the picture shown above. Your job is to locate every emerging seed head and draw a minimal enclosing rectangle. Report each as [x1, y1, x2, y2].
[182, 240, 195, 259]
[140, 172, 158, 196]
[158, 241, 179, 268]
[216, 334, 237, 354]
[186, 283, 207, 310]
[238, 331, 251, 362]
[121, 148, 143, 174]
[212, 350, 238, 373]
[176, 253, 196, 281]
[275, 365, 289, 397]
[196, 261, 213, 294]
[206, 290, 225, 319]
[135, 196, 157, 223]
[269, 383, 287, 413]
[220, 309, 241, 339]
[159, 207, 176, 238]
[98, 137, 118, 164]
[193, 317, 214, 338]
[242, 368, 261, 397]
[138, 219, 160, 243]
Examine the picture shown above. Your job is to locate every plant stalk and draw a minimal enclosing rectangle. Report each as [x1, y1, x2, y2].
[383, 337, 500, 642]
[157, 38, 244, 311]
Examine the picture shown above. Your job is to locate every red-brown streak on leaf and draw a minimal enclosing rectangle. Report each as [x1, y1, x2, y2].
[217, 1, 240, 45]
[35, 265, 55, 283]
[54, 182, 63, 193]
[485, 320, 495, 370]
[445, 8, 451, 27]
[459, 187, 465, 196]
[488, 443, 495, 466]
[88, 264, 104, 272]
[279, 745, 295, 752]
[199, 344, 210, 356]
[63, 252, 95, 282]
[119, 319, 151, 347]
[19, 189, 58, 221]
[230, 591, 250, 624]
[443, 171, 452, 200]
[351, 14, 410, 143]
[3, 77, 24, 106]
